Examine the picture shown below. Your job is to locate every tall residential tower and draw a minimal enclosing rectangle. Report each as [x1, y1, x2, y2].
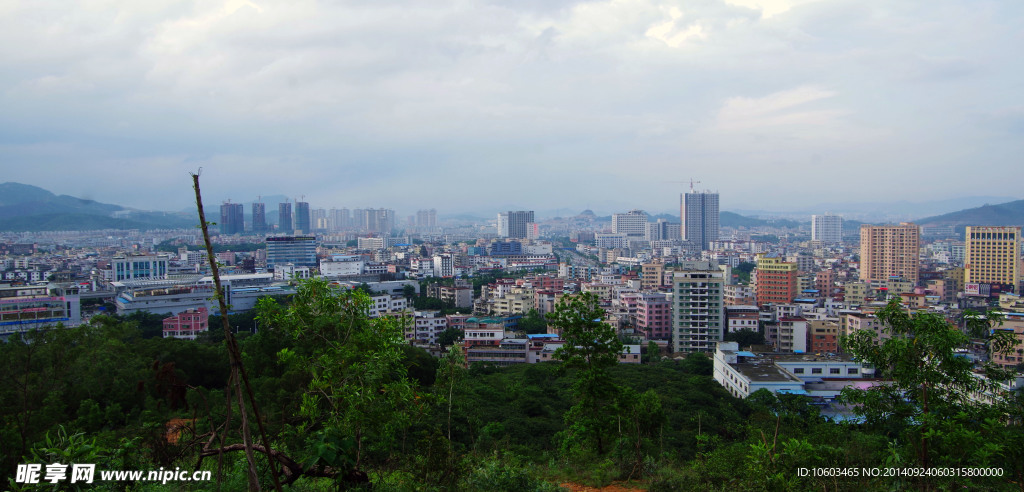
[681, 191, 719, 251]
[859, 223, 920, 284]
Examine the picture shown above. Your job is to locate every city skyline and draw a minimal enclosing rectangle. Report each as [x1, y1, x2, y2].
[2, 2, 1023, 214]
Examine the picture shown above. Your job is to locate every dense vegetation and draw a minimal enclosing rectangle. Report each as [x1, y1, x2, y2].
[2, 287, 1022, 490]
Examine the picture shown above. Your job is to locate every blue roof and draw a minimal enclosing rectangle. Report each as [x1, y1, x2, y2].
[527, 334, 559, 339]
[777, 389, 809, 395]
[736, 351, 756, 357]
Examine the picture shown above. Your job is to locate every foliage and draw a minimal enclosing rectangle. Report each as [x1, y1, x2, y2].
[723, 328, 765, 348]
[256, 278, 419, 481]
[517, 309, 548, 335]
[548, 293, 623, 456]
[840, 298, 1018, 483]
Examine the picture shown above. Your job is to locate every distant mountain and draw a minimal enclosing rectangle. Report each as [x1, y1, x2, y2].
[720, 212, 802, 229]
[0, 182, 197, 232]
[915, 199, 1024, 227]
[0, 182, 124, 218]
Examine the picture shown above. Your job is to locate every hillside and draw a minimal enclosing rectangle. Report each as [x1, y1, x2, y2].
[0, 182, 197, 232]
[915, 199, 1024, 227]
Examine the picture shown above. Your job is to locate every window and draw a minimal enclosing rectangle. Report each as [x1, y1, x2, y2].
[848, 368, 859, 375]
[793, 368, 804, 374]
[811, 368, 822, 374]
[830, 368, 841, 374]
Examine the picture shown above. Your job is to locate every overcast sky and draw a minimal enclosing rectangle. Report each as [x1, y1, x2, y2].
[2, 0, 1022, 217]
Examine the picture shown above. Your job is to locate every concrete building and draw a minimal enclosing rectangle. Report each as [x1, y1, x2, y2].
[278, 202, 293, 233]
[252, 202, 267, 234]
[964, 226, 1021, 293]
[162, 307, 209, 340]
[0, 284, 82, 338]
[497, 211, 535, 239]
[713, 342, 874, 399]
[681, 190, 719, 251]
[811, 214, 843, 244]
[220, 202, 245, 235]
[111, 253, 170, 282]
[294, 201, 311, 235]
[266, 236, 317, 270]
[672, 262, 725, 353]
[991, 313, 1024, 370]
[859, 223, 920, 284]
[755, 253, 798, 306]
[636, 293, 672, 340]
[612, 210, 649, 238]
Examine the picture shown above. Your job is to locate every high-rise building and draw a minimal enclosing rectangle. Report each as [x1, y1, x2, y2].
[755, 252, 798, 306]
[964, 226, 1021, 291]
[672, 261, 725, 353]
[295, 201, 311, 234]
[612, 210, 649, 238]
[416, 209, 437, 229]
[278, 202, 293, 233]
[859, 223, 920, 284]
[353, 208, 395, 233]
[811, 214, 843, 244]
[328, 208, 350, 231]
[266, 235, 317, 270]
[498, 211, 534, 239]
[681, 191, 719, 251]
[252, 202, 267, 234]
[220, 202, 244, 235]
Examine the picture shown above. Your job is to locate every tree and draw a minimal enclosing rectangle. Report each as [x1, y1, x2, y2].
[723, 328, 765, 348]
[548, 293, 623, 455]
[840, 298, 1018, 475]
[517, 308, 548, 335]
[255, 278, 418, 486]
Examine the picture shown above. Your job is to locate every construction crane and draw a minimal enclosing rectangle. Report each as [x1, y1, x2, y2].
[668, 179, 702, 192]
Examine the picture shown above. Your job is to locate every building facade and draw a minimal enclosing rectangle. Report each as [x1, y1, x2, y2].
[278, 202, 293, 233]
[755, 253, 798, 306]
[266, 236, 317, 270]
[859, 223, 920, 284]
[964, 226, 1021, 292]
[294, 201, 311, 235]
[672, 262, 725, 353]
[681, 191, 719, 251]
[811, 214, 843, 244]
[220, 202, 244, 235]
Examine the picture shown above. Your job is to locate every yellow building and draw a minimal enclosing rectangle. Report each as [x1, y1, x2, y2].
[859, 223, 920, 284]
[964, 226, 1021, 290]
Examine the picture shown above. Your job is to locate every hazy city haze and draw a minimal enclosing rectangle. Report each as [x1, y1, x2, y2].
[1, 1, 1022, 213]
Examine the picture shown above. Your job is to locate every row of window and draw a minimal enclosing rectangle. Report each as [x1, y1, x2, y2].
[790, 367, 858, 375]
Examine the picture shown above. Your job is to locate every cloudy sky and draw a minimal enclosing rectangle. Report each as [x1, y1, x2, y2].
[1, 0, 1022, 217]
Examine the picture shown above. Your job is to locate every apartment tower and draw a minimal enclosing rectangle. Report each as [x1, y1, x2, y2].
[964, 226, 1021, 292]
[811, 214, 843, 244]
[859, 223, 920, 284]
[277, 202, 293, 233]
[681, 191, 719, 251]
[672, 261, 726, 353]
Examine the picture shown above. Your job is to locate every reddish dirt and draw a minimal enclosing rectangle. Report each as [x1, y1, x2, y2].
[559, 482, 647, 492]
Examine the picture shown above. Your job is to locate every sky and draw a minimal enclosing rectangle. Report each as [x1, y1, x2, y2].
[1, 0, 1023, 217]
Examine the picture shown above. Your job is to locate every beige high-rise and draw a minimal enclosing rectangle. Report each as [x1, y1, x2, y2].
[964, 226, 1021, 289]
[859, 223, 920, 284]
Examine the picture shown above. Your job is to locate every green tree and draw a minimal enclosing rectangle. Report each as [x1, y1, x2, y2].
[723, 328, 765, 348]
[840, 299, 1017, 475]
[256, 278, 418, 485]
[548, 293, 623, 456]
[517, 308, 548, 334]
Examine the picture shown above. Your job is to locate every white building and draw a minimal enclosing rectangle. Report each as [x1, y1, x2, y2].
[811, 214, 844, 244]
[612, 210, 649, 238]
[111, 254, 170, 281]
[672, 261, 725, 353]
